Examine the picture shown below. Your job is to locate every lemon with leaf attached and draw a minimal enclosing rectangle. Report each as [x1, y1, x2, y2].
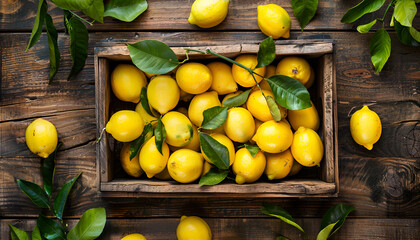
[25, 118, 58, 158]
[232, 55, 266, 87]
[188, 91, 221, 127]
[201, 133, 235, 166]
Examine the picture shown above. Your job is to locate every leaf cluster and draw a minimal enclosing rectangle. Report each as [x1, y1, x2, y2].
[9, 144, 106, 240]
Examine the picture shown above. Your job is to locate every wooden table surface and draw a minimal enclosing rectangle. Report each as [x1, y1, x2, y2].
[1, 0, 419, 239]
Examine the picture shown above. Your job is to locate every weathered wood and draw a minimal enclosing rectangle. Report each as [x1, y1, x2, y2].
[2, 218, 420, 240]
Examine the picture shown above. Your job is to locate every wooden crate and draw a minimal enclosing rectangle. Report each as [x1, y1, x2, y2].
[95, 42, 338, 198]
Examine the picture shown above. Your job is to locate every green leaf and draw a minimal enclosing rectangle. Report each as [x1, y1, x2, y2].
[199, 132, 230, 170]
[394, 0, 417, 27]
[41, 143, 61, 197]
[154, 117, 166, 155]
[316, 222, 337, 240]
[370, 28, 391, 73]
[45, 13, 60, 83]
[200, 106, 228, 130]
[9, 225, 29, 240]
[26, 0, 47, 51]
[244, 144, 259, 158]
[266, 95, 282, 121]
[37, 214, 66, 240]
[53, 173, 81, 220]
[262, 203, 304, 232]
[255, 37, 275, 68]
[128, 40, 179, 75]
[395, 21, 420, 46]
[104, 0, 148, 22]
[82, 0, 104, 23]
[67, 208, 106, 240]
[32, 226, 42, 240]
[341, 0, 385, 23]
[199, 167, 229, 186]
[291, 0, 318, 31]
[357, 19, 377, 33]
[129, 123, 153, 160]
[140, 87, 154, 116]
[66, 16, 89, 80]
[320, 204, 355, 238]
[17, 179, 49, 208]
[409, 27, 420, 42]
[51, 0, 94, 10]
[266, 75, 311, 110]
[222, 89, 252, 108]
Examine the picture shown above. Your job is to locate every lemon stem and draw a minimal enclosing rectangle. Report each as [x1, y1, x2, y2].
[96, 128, 106, 144]
[179, 50, 191, 65]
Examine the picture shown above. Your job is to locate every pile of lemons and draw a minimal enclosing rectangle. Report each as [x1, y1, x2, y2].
[106, 54, 325, 185]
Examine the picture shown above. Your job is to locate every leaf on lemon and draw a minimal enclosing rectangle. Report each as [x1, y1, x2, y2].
[199, 132, 230, 170]
[222, 89, 252, 108]
[154, 117, 166, 155]
[244, 144, 259, 158]
[266, 75, 311, 110]
[256, 36, 276, 68]
[201, 106, 228, 130]
[199, 167, 229, 186]
[266, 95, 282, 121]
[129, 123, 153, 160]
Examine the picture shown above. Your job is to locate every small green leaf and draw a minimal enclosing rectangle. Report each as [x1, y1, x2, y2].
[409, 27, 420, 42]
[394, 0, 417, 27]
[316, 222, 337, 240]
[51, 0, 94, 10]
[154, 117, 166, 155]
[262, 203, 304, 232]
[357, 19, 377, 33]
[266, 95, 282, 121]
[82, 0, 104, 23]
[266, 75, 311, 110]
[341, 0, 385, 23]
[128, 40, 179, 75]
[32, 226, 42, 240]
[66, 16, 89, 80]
[45, 13, 60, 83]
[370, 28, 391, 73]
[129, 123, 153, 160]
[26, 0, 47, 51]
[199, 132, 230, 170]
[67, 208, 106, 240]
[320, 204, 355, 238]
[200, 106, 228, 130]
[199, 167, 229, 186]
[291, 0, 318, 31]
[37, 214, 66, 240]
[17, 179, 49, 208]
[53, 173, 81, 220]
[104, 0, 148, 22]
[9, 225, 29, 240]
[140, 87, 154, 116]
[41, 143, 61, 197]
[244, 144, 259, 158]
[255, 37, 275, 68]
[395, 21, 420, 46]
[222, 89, 252, 108]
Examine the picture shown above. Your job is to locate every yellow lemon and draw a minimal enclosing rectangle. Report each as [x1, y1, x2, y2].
[155, 166, 172, 180]
[120, 143, 143, 178]
[207, 61, 238, 95]
[223, 107, 255, 143]
[25, 118, 58, 158]
[232, 55, 266, 87]
[135, 102, 158, 126]
[177, 216, 212, 240]
[252, 120, 293, 153]
[147, 75, 180, 115]
[106, 110, 144, 142]
[265, 149, 293, 180]
[291, 127, 324, 167]
[288, 159, 303, 176]
[288, 101, 320, 131]
[350, 105, 382, 150]
[111, 64, 147, 103]
[201, 133, 235, 166]
[188, 91, 221, 127]
[162, 111, 194, 147]
[201, 161, 213, 177]
[233, 148, 266, 184]
[176, 62, 212, 94]
[276, 57, 311, 85]
[188, 0, 229, 28]
[121, 233, 147, 240]
[139, 136, 170, 178]
[257, 4, 291, 39]
[246, 90, 287, 122]
[305, 66, 315, 88]
[167, 149, 204, 183]
[170, 124, 201, 152]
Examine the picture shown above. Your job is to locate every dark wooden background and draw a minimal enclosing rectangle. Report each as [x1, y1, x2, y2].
[1, 0, 419, 239]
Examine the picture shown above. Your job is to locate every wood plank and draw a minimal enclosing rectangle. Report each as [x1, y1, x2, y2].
[1, 0, 410, 31]
[2, 218, 419, 240]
